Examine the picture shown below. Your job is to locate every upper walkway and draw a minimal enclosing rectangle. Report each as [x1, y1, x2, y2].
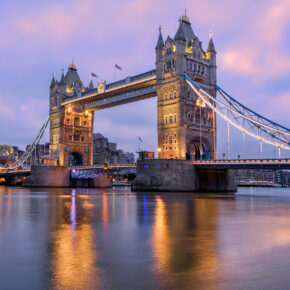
[61, 69, 157, 110]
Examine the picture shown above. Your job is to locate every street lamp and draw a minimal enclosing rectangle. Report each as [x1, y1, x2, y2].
[158, 148, 162, 159]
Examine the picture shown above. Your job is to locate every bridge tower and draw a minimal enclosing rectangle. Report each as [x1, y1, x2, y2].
[49, 62, 94, 166]
[156, 11, 217, 160]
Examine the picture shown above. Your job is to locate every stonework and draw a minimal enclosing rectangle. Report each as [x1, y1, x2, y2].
[49, 63, 94, 166]
[156, 12, 217, 160]
[131, 159, 237, 192]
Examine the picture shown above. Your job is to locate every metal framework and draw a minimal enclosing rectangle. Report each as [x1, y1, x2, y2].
[0, 118, 49, 171]
[184, 74, 290, 157]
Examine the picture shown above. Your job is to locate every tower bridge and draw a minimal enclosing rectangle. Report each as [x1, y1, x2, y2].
[1, 11, 289, 192]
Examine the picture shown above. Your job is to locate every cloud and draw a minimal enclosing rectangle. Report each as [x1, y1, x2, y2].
[220, 0, 290, 80]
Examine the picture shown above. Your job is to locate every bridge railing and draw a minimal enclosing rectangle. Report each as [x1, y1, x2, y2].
[193, 159, 289, 164]
[71, 163, 137, 170]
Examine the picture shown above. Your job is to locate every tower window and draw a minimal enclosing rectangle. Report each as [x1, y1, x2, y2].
[167, 61, 171, 70]
[66, 119, 70, 125]
[74, 134, 80, 142]
[68, 135, 72, 141]
[74, 117, 80, 126]
[169, 115, 173, 124]
[167, 48, 172, 55]
[81, 136, 85, 142]
[83, 121, 87, 126]
[174, 114, 177, 123]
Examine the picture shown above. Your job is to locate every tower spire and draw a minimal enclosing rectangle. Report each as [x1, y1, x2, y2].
[207, 31, 216, 53]
[156, 25, 164, 49]
[50, 72, 56, 88]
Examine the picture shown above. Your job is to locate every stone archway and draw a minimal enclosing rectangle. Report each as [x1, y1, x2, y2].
[187, 138, 212, 160]
[68, 152, 83, 166]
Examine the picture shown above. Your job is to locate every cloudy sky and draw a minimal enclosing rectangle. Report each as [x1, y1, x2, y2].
[0, 0, 289, 158]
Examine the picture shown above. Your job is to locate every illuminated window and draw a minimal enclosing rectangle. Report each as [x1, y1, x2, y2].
[74, 117, 80, 126]
[66, 119, 70, 125]
[169, 115, 173, 123]
[74, 134, 80, 142]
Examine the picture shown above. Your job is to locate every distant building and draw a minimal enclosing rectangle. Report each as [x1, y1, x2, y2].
[93, 133, 135, 164]
[0, 145, 20, 166]
[236, 169, 290, 186]
[25, 143, 50, 165]
[138, 151, 155, 160]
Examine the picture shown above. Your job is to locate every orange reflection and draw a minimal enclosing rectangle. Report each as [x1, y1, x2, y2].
[152, 196, 219, 288]
[51, 195, 103, 290]
[102, 193, 108, 226]
[152, 196, 170, 271]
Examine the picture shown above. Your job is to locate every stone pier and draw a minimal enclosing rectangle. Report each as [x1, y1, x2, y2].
[131, 159, 237, 193]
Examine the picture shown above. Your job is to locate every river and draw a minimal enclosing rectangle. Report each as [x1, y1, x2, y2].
[0, 186, 290, 290]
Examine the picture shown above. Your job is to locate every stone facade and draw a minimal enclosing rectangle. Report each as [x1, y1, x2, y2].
[132, 159, 237, 192]
[156, 12, 217, 160]
[49, 62, 94, 166]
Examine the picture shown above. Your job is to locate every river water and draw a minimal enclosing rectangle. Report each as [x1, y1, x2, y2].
[1, 186, 290, 290]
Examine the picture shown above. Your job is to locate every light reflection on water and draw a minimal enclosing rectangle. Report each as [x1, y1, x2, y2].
[0, 186, 290, 289]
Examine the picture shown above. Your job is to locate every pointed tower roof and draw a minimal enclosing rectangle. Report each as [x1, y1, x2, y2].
[65, 60, 83, 88]
[156, 26, 164, 49]
[88, 75, 94, 90]
[50, 72, 56, 88]
[207, 31, 216, 53]
[59, 68, 66, 85]
[174, 9, 195, 42]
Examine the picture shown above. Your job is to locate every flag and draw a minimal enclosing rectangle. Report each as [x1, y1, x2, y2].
[138, 137, 142, 142]
[115, 64, 122, 71]
[91, 72, 98, 78]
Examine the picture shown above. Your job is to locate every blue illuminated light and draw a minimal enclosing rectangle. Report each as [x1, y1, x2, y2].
[156, 164, 159, 168]
[143, 165, 147, 168]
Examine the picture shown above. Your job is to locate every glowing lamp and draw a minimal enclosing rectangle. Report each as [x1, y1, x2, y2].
[67, 106, 72, 113]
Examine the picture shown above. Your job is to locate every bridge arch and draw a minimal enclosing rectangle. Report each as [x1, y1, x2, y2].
[187, 138, 212, 160]
[68, 152, 83, 166]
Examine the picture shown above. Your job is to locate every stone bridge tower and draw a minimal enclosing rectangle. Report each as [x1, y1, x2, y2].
[49, 62, 94, 166]
[156, 11, 217, 160]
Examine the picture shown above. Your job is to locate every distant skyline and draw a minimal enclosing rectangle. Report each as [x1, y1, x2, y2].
[0, 0, 289, 158]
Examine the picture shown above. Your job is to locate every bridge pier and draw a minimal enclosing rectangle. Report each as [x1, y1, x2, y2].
[131, 159, 237, 193]
[4, 176, 18, 186]
[23, 166, 70, 187]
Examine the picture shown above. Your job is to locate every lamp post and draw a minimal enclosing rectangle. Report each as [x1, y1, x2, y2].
[158, 148, 162, 159]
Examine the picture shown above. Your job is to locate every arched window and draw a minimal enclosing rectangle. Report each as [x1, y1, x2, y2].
[74, 134, 80, 141]
[164, 93, 167, 100]
[74, 117, 80, 127]
[66, 119, 70, 125]
[174, 114, 177, 123]
[169, 115, 173, 123]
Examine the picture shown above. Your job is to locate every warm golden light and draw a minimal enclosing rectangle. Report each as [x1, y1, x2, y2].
[85, 110, 89, 116]
[158, 147, 162, 152]
[67, 106, 72, 113]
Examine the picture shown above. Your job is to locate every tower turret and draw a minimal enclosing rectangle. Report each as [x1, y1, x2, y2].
[88, 75, 94, 90]
[156, 26, 164, 60]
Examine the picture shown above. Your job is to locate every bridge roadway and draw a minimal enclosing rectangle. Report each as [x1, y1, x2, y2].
[0, 159, 289, 179]
[61, 69, 157, 110]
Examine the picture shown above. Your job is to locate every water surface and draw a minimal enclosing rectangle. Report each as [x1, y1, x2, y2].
[1, 186, 290, 290]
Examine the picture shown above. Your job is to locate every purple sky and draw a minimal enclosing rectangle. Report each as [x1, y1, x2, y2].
[0, 0, 289, 158]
